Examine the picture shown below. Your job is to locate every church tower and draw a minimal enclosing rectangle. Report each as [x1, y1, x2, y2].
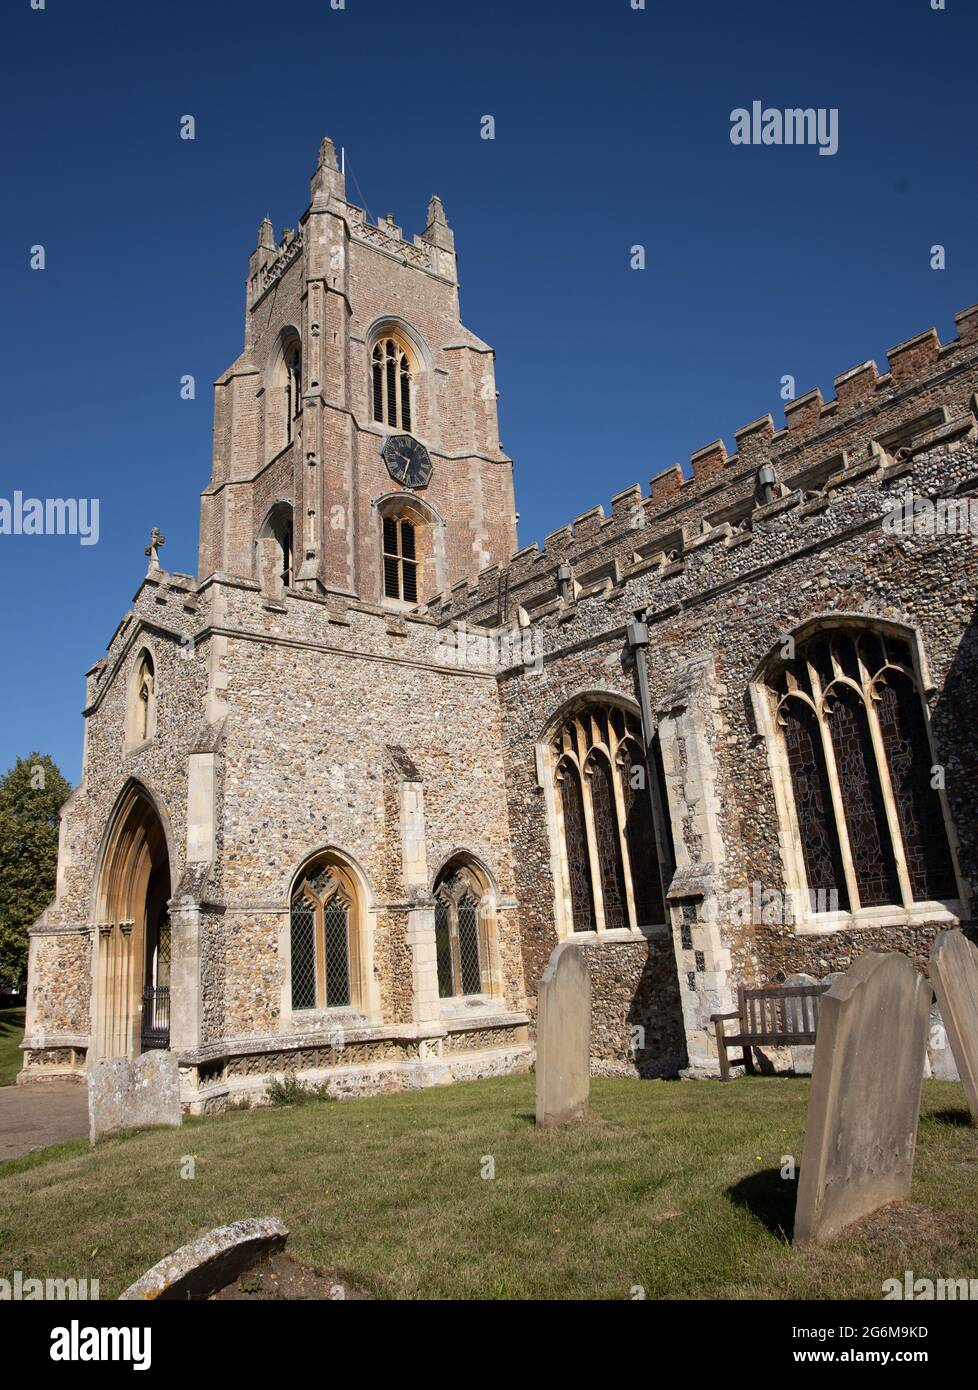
[198, 137, 518, 605]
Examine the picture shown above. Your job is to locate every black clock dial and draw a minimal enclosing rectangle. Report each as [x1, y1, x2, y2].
[382, 434, 432, 489]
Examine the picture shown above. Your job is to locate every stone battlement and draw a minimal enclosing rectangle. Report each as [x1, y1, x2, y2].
[425, 301, 978, 625]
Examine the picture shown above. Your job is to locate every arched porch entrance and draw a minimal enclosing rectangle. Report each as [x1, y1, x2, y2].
[93, 783, 172, 1059]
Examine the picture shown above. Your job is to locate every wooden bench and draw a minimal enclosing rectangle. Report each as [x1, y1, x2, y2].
[710, 984, 830, 1081]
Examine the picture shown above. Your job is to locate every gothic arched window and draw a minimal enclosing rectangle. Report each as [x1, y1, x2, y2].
[265, 329, 302, 460]
[769, 627, 957, 916]
[256, 501, 294, 593]
[290, 859, 361, 1011]
[433, 862, 490, 998]
[126, 649, 157, 750]
[550, 703, 668, 934]
[383, 514, 418, 602]
[372, 337, 412, 431]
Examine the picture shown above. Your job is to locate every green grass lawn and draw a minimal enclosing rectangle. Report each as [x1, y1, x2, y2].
[0, 1008, 24, 1087]
[0, 1073, 975, 1299]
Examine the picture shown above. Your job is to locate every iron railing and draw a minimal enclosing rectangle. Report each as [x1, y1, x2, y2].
[141, 986, 170, 1051]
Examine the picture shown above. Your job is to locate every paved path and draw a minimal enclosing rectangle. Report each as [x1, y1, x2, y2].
[0, 1082, 89, 1162]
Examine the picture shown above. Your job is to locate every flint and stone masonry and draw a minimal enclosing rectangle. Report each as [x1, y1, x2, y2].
[19, 138, 978, 1109]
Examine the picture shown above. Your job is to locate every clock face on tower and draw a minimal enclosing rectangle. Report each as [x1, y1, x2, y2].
[382, 434, 432, 489]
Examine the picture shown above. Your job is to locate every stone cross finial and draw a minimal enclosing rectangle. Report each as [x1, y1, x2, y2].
[145, 528, 166, 569]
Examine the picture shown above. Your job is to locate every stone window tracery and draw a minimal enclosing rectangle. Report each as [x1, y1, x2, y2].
[550, 702, 668, 934]
[769, 628, 957, 916]
[433, 863, 490, 997]
[290, 859, 361, 1011]
[372, 337, 412, 431]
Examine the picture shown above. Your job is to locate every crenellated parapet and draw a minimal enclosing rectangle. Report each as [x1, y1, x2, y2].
[424, 300, 978, 627]
[469, 410, 978, 676]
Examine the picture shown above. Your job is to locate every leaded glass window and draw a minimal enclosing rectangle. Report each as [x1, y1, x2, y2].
[781, 698, 848, 911]
[588, 752, 628, 931]
[433, 865, 488, 997]
[558, 760, 595, 932]
[457, 896, 482, 996]
[290, 862, 355, 1010]
[619, 740, 665, 926]
[827, 685, 899, 907]
[322, 896, 351, 1007]
[434, 899, 454, 997]
[770, 627, 958, 916]
[290, 900, 316, 1010]
[551, 703, 669, 933]
[876, 673, 957, 901]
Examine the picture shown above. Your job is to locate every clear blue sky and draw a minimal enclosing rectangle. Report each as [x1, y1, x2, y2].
[1, 0, 976, 785]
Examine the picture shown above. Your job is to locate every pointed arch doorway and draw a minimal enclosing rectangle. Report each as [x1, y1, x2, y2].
[93, 783, 172, 1059]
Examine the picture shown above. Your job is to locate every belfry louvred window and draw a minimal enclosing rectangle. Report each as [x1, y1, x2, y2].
[289, 861, 358, 1011]
[383, 515, 418, 602]
[372, 338, 412, 431]
[771, 628, 957, 915]
[551, 703, 667, 933]
[285, 342, 302, 444]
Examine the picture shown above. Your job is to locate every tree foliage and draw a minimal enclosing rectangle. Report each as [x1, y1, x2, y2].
[0, 753, 72, 990]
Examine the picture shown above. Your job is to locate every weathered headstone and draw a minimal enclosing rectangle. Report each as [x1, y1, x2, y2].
[535, 940, 590, 1127]
[930, 929, 978, 1122]
[794, 952, 930, 1246]
[926, 1001, 960, 1081]
[88, 1050, 182, 1145]
[119, 1217, 288, 1300]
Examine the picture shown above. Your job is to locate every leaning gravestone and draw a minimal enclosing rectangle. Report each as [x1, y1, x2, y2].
[88, 1051, 182, 1145]
[119, 1218, 288, 1300]
[535, 940, 590, 1127]
[930, 928, 978, 1123]
[794, 952, 930, 1246]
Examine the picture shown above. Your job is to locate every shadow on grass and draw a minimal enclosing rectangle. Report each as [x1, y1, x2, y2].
[727, 1167, 797, 1242]
[926, 1107, 975, 1129]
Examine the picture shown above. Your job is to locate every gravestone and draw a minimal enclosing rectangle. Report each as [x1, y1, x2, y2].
[926, 1001, 960, 1081]
[794, 952, 930, 1246]
[930, 929, 978, 1123]
[88, 1050, 182, 1145]
[535, 940, 590, 1127]
[119, 1218, 288, 1300]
